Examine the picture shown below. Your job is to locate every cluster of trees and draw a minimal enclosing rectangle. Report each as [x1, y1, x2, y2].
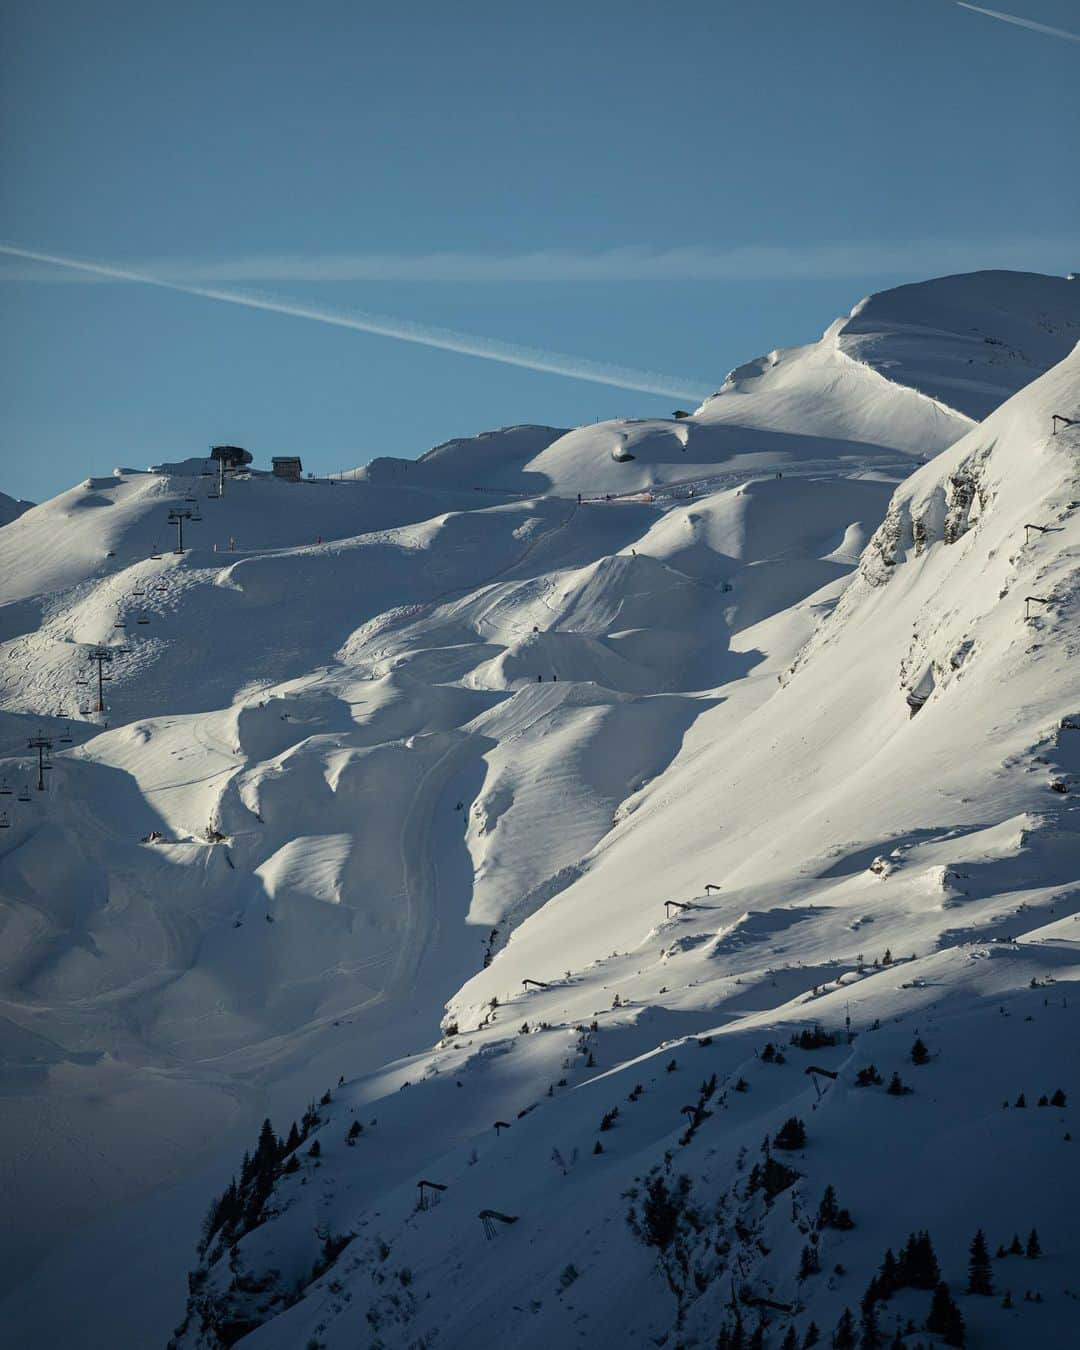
[1007, 1088, 1067, 1108]
[816, 1184, 854, 1231]
[994, 1229, 1042, 1260]
[748, 1152, 800, 1204]
[746, 1129, 803, 1204]
[837, 1230, 961, 1348]
[198, 1095, 329, 1257]
[626, 1169, 696, 1252]
[790, 1025, 837, 1051]
[679, 1073, 718, 1146]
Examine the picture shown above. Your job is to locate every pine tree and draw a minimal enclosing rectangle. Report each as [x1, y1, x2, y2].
[1025, 1228, 1041, 1259]
[749, 1323, 765, 1350]
[886, 1072, 907, 1096]
[774, 1116, 807, 1150]
[593, 1140, 603, 1155]
[1009, 1233, 1023, 1255]
[926, 1282, 965, 1347]
[877, 1248, 899, 1297]
[967, 1229, 993, 1295]
[832, 1307, 856, 1349]
[780, 1329, 798, 1350]
[860, 1298, 883, 1349]
[900, 1231, 940, 1290]
[802, 1323, 819, 1348]
[1050, 1087, 1067, 1107]
[347, 1120, 362, 1144]
[285, 1120, 301, 1153]
[910, 1037, 930, 1066]
[1014, 1092, 1026, 1108]
[818, 1184, 840, 1227]
[799, 1243, 821, 1278]
[255, 1117, 279, 1171]
[308, 1138, 321, 1158]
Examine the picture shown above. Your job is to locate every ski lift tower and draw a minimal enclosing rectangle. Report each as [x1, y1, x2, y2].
[27, 732, 54, 791]
[87, 646, 115, 713]
[167, 508, 195, 554]
[210, 445, 253, 498]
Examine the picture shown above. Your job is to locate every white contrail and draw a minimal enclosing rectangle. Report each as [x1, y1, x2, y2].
[0, 242, 712, 402]
[954, 2, 1080, 42]
[2, 236, 1076, 284]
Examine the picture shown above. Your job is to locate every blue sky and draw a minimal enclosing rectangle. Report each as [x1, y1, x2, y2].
[2, 0, 1077, 503]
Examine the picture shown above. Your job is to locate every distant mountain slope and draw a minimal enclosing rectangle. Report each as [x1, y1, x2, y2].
[0, 491, 34, 527]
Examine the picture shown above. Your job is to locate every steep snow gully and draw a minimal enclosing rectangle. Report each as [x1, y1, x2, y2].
[0, 271, 1078, 1349]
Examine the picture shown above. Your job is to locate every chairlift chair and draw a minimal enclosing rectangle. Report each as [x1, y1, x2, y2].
[0, 813, 9, 829]
[17, 786, 31, 803]
[132, 586, 146, 596]
[0, 780, 11, 795]
[60, 727, 73, 744]
[150, 552, 162, 560]
[114, 620, 127, 629]
[137, 615, 150, 625]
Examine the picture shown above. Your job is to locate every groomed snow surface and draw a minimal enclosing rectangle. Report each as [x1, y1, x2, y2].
[0, 271, 1077, 1349]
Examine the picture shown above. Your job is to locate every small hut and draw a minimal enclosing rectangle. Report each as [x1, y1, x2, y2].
[272, 456, 303, 482]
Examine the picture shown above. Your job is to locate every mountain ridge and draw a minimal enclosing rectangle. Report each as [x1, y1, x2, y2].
[0, 270, 1076, 1349]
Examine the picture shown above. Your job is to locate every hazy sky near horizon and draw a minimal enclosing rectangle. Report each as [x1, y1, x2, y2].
[2, 0, 1077, 503]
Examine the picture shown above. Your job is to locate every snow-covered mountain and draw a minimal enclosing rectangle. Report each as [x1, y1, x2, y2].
[0, 271, 1077, 1350]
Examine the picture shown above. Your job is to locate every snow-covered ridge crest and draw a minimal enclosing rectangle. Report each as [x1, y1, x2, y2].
[700, 269, 1080, 447]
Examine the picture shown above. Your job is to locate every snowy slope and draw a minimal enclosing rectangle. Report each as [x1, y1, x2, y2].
[0, 271, 1076, 1350]
[167, 343, 1080, 1350]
